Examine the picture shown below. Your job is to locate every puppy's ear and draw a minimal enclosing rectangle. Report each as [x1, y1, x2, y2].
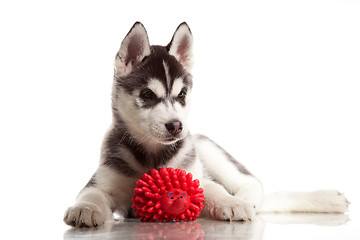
[115, 22, 151, 76]
[167, 22, 193, 71]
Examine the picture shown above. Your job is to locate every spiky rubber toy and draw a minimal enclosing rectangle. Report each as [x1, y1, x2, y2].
[132, 168, 205, 222]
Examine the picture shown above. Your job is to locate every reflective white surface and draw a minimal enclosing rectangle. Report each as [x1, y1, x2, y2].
[62, 214, 358, 240]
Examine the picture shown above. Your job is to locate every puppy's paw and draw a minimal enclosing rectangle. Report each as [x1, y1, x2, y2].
[205, 196, 256, 221]
[64, 202, 108, 228]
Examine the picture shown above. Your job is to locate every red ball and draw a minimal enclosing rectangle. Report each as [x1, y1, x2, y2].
[131, 168, 205, 222]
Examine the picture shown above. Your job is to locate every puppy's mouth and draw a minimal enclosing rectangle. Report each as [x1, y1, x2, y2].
[154, 133, 186, 145]
[147, 126, 187, 145]
[157, 136, 181, 145]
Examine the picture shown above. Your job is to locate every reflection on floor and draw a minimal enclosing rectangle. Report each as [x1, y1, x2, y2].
[63, 213, 351, 240]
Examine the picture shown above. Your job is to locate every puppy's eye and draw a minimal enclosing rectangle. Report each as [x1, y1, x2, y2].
[178, 88, 187, 99]
[140, 89, 157, 100]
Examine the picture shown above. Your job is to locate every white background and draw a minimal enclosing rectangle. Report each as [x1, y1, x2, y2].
[0, 0, 359, 238]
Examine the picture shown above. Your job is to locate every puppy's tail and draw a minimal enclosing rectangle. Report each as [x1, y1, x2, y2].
[259, 189, 350, 213]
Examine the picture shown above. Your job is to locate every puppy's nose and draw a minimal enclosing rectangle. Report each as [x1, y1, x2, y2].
[165, 121, 183, 136]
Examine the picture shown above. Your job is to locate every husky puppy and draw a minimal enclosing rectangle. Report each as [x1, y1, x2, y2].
[64, 22, 349, 228]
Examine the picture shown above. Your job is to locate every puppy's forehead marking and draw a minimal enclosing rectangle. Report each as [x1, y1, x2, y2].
[148, 79, 166, 98]
[163, 60, 171, 90]
[171, 78, 184, 96]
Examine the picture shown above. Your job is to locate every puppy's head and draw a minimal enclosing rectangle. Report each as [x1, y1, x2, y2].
[112, 22, 193, 146]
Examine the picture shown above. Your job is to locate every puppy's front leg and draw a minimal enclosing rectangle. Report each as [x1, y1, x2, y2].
[64, 187, 113, 227]
[201, 179, 256, 221]
[64, 165, 137, 227]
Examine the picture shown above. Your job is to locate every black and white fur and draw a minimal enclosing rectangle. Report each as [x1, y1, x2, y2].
[64, 22, 349, 228]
